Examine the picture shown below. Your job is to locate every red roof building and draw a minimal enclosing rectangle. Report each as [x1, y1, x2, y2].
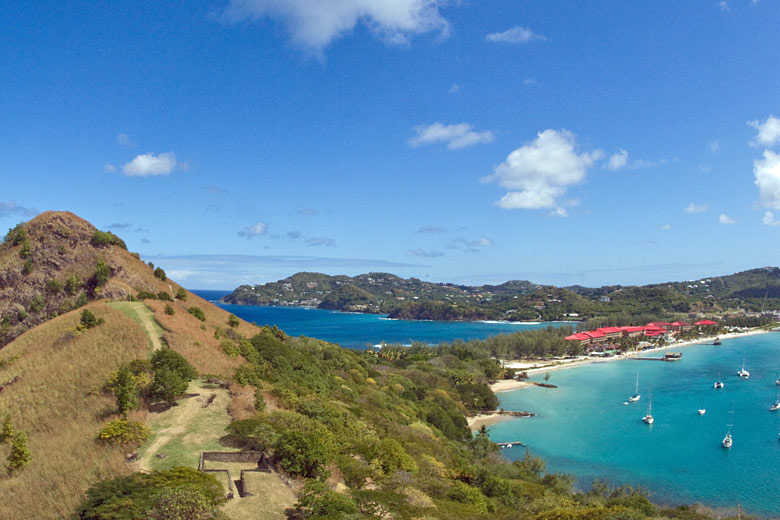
[670, 321, 692, 332]
[583, 330, 607, 342]
[694, 320, 718, 326]
[619, 326, 645, 337]
[646, 321, 673, 330]
[595, 327, 622, 338]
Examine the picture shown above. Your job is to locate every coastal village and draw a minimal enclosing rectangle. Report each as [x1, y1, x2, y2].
[564, 319, 720, 352]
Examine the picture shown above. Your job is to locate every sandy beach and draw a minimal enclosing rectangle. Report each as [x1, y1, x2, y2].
[467, 412, 513, 430]
[491, 328, 773, 392]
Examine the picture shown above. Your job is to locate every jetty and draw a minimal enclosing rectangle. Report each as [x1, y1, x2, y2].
[630, 352, 683, 362]
[497, 441, 526, 448]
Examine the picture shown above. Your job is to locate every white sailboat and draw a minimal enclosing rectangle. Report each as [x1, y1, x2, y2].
[629, 373, 641, 402]
[722, 409, 734, 448]
[642, 393, 654, 424]
[770, 390, 780, 411]
[698, 401, 706, 415]
[737, 357, 750, 379]
[714, 370, 724, 389]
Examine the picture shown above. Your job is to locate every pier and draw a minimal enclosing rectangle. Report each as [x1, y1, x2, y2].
[497, 441, 526, 448]
[630, 352, 683, 362]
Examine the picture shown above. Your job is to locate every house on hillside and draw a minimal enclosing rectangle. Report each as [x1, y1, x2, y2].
[670, 321, 692, 332]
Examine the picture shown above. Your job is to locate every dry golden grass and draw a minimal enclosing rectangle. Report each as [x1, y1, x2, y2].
[0, 302, 149, 520]
[228, 383, 256, 421]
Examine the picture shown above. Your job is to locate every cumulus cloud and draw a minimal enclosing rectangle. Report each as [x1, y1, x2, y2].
[748, 115, 780, 147]
[221, 0, 449, 51]
[719, 213, 736, 224]
[607, 149, 629, 170]
[238, 222, 268, 238]
[485, 129, 604, 211]
[485, 26, 546, 44]
[409, 122, 495, 150]
[306, 236, 336, 247]
[0, 201, 38, 218]
[684, 203, 708, 214]
[762, 211, 780, 226]
[754, 149, 780, 209]
[122, 152, 177, 177]
[406, 248, 443, 258]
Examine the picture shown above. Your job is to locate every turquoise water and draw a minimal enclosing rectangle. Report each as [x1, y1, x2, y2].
[192, 290, 567, 349]
[492, 333, 780, 518]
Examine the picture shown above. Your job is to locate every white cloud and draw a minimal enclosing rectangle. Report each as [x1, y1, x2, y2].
[748, 115, 780, 147]
[754, 149, 780, 209]
[684, 203, 708, 214]
[0, 201, 38, 218]
[719, 1, 730, 11]
[719, 213, 736, 224]
[222, 0, 449, 52]
[116, 133, 132, 146]
[486, 26, 546, 44]
[122, 152, 177, 177]
[485, 129, 604, 210]
[709, 139, 721, 153]
[522, 78, 539, 86]
[762, 211, 780, 226]
[448, 83, 460, 94]
[238, 222, 268, 238]
[409, 122, 495, 150]
[104, 163, 117, 172]
[550, 207, 568, 217]
[660, 224, 672, 231]
[607, 149, 629, 170]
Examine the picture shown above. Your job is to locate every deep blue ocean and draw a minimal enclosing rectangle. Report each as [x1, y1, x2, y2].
[493, 333, 780, 518]
[192, 290, 568, 349]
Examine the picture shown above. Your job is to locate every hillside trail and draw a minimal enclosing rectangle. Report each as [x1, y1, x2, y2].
[107, 302, 164, 351]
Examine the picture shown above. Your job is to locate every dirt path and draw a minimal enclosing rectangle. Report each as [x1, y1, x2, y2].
[134, 380, 232, 471]
[108, 302, 164, 351]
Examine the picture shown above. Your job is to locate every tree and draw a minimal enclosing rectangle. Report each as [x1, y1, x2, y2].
[95, 260, 111, 286]
[154, 267, 167, 281]
[273, 421, 337, 477]
[80, 309, 102, 329]
[150, 349, 197, 405]
[7, 431, 31, 474]
[227, 314, 240, 328]
[0, 414, 13, 442]
[114, 365, 139, 418]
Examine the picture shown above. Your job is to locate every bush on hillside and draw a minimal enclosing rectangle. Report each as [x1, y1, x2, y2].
[21, 259, 33, 275]
[94, 260, 111, 286]
[164, 304, 175, 315]
[79, 309, 104, 329]
[0, 414, 13, 443]
[97, 419, 151, 445]
[150, 349, 197, 405]
[74, 467, 225, 520]
[175, 288, 187, 300]
[6, 432, 31, 474]
[227, 314, 240, 328]
[136, 291, 157, 300]
[157, 291, 172, 301]
[91, 230, 127, 250]
[65, 274, 82, 295]
[154, 267, 166, 281]
[188, 306, 206, 322]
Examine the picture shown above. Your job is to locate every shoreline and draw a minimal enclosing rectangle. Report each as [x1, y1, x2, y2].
[491, 328, 773, 393]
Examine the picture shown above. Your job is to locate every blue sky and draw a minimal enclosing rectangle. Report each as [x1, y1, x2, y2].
[2, 1, 780, 289]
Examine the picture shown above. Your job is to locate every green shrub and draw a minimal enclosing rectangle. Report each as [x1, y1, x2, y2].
[136, 291, 157, 300]
[29, 294, 45, 314]
[65, 274, 82, 295]
[98, 419, 151, 445]
[95, 259, 111, 286]
[19, 240, 31, 258]
[219, 340, 240, 357]
[157, 291, 172, 301]
[188, 306, 206, 322]
[113, 364, 140, 417]
[226, 417, 276, 451]
[164, 304, 175, 315]
[46, 278, 62, 294]
[0, 414, 13, 443]
[21, 259, 33, 275]
[91, 230, 127, 249]
[154, 267, 167, 281]
[6, 432, 31, 474]
[79, 309, 103, 329]
[227, 314, 240, 328]
[254, 388, 266, 411]
[175, 288, 187, 300]
[5, 223, 26, 246]
[150, 349, 197, 405]
[272, 417, 337, 477]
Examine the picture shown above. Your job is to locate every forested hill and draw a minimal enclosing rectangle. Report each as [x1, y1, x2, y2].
[224, 267, 780, 323]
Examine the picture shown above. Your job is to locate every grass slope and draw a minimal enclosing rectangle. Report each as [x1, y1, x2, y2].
[0, 303, 149, 519]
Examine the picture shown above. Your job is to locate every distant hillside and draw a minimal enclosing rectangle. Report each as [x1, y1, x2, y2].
[224, 267, 780, 323]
